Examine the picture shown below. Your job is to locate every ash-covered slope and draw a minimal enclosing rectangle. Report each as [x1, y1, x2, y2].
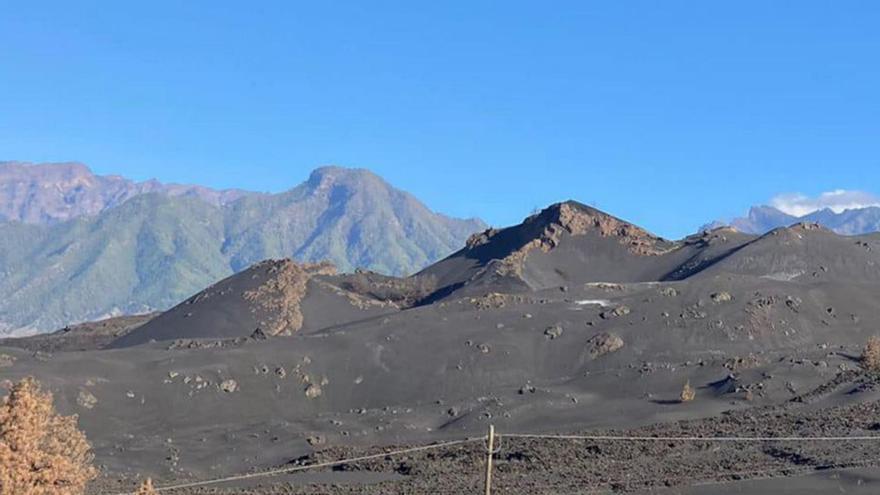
[419, 201, 683, 297]
[114, 201, 880, 347]
[418, 201, 762, 300]
[111, 260, 403, 347]
[685, 223, 880, 283]
[0, 314, 156, 353]
[9, 201, 880, 490]
[421, 202, 880, 296]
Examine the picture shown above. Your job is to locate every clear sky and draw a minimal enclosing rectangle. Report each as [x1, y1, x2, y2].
[2, 1, 879, 238]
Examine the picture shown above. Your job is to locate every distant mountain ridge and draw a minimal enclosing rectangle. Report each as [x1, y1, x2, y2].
[0, 161, 252, 224]
[0, 162, 485, 335]
[707, 205, 880, 235]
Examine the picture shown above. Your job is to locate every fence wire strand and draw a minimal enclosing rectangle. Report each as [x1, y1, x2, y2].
[105, 429, 880, 494]
[493, 455, 880, 495]
[109, 436, 484, 494]
[501, 432, 880, 442]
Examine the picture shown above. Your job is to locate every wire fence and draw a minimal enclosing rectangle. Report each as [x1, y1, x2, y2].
[107, 427, 880, 494]
[494, 455, 880, 495]
[501, 432, 880, 442]
[108, 437, 484, 494]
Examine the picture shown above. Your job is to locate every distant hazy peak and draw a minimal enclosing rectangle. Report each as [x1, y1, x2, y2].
[307, 165, 379, 182]
[303, 165, 391, 194]
[0, 160, 252, 224]
[0, 160, 91, 173]
[708, 203, 880, 236]
[0, 161, 98, 188]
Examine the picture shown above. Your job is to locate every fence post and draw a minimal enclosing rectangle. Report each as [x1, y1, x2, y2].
[484, 424, 495, 495]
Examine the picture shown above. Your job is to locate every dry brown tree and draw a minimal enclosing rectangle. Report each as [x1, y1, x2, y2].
[0, 377, 97, 495]
[135, 478, 157, 495]
[680, 381, 696, 403]
[863, 336, 880, 372]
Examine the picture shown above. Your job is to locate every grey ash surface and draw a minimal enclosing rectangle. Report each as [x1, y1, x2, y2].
[4, 201, 880, 494]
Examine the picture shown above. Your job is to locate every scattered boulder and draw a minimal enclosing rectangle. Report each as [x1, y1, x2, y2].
[518, 383, 536, 394]
[749, 295, 777, 309]
[600, 306, 630, 319]
[469, 292, 527, 310]
[306, 435, 325, 446]
[305, 383, 323, 399]
[544, 325, 564, 340]
[591, 282, 624, 292]
[723, 354, 762, 371]
[220, 379, 239, 393]
[466, 228, 500, 248]
[710, 291, 732, 303]
[587, 332, 624, 358]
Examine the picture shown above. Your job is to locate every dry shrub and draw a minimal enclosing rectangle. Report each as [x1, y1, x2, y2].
[862, 336, 880, 372]
[0, 377, 97, 494]
[339, 271, 438, 308]
[680, 381, 696, 403]
[135, 478, 157, 495]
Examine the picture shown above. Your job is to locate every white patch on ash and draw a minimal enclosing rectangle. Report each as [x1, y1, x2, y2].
[573, 299, 612, 308]
[761, 270, 805, 282]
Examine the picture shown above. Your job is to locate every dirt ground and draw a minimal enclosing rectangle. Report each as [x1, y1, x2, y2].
[7, 204, 880, 494]
[86, 371, 880, 494]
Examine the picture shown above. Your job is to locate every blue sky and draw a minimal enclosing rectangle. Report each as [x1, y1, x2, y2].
[2, 1, 879, 238]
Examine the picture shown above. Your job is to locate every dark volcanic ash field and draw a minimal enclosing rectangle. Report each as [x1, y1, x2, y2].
[4, 201, 880, 494]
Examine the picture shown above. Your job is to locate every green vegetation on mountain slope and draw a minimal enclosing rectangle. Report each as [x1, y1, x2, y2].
[0, 167, 484, 334]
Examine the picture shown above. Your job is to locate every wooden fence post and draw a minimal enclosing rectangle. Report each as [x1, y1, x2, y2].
[484, 424, 495, 495]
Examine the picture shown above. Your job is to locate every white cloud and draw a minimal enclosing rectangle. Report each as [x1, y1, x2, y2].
[770, 190, 880, 217]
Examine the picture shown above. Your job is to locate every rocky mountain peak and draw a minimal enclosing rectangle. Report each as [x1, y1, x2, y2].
[0, 161, 250, 224]
[307, 166, 384, 189]
[515, 201, 667, 257]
